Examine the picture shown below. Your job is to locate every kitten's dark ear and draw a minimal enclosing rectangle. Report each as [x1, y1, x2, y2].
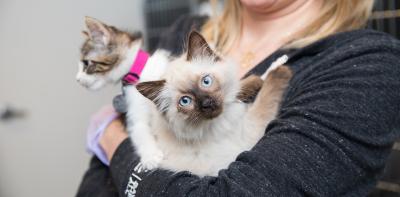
[136, 80, 166, 105]
[237, 75, 263, 103]
[187, 31, 220, 61]
[82, 31, 89, 38]
[85, 16, 111, 45]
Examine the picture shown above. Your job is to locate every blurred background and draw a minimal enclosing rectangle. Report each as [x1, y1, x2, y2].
[0, 0, 398, 197]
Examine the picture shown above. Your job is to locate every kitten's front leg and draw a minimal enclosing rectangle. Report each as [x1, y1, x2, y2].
[247, 65, 293, 129]
[124, 85, 164, 171]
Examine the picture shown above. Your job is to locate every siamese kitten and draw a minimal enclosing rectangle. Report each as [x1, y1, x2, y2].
[135, 32, 293, 176]
[76, 17, 169, 169]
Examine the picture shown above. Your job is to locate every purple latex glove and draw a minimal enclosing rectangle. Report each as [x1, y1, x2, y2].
[86, 105, 119, 166]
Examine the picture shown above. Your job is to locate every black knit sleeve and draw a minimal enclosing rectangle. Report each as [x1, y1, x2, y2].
[109, 32, 400, 196]
[108, 138, 141, 197]
[76, 157, 119, 197]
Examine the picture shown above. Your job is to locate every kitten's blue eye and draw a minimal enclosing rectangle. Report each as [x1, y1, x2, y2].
[179, 96, 192, 106]
[201, 75, 213, 87]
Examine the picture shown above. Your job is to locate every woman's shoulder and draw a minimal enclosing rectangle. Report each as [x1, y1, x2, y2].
[292, 29, 400, 71]
[288, 28, 400, 95]
[333, 28, 398, 41]
[310, 29, 400, 57]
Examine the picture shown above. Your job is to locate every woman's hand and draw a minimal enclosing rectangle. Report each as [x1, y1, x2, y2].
[86, 105, 127, 165]
[99, 118, 128, 162]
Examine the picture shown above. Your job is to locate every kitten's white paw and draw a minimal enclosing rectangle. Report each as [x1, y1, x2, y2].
[138, 149, 164, 172]
[261, 55, 289, 80]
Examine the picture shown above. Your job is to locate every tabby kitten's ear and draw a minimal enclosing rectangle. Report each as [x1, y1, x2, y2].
[81, 31, 89, 38]
[85, 16, 112, 45]
[187, 31, 220, 61]
[136, 80, 166, 105]
[237, 75, 264, 103]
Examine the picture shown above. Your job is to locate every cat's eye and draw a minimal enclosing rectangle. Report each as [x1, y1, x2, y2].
[82, 60, 89, 66]
[201, 75, 213, 87]
[179, 96, 192, 107]
[82, 60, 92, 69]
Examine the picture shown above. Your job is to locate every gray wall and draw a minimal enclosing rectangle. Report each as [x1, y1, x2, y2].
[0, 0, 144, 196]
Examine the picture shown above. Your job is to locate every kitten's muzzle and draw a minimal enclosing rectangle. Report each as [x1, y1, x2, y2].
[199, 96, 222, 119]
[201, 97, 217, 110]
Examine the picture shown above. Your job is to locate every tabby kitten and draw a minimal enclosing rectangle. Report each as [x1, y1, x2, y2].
[76, 16, 168, 90]
[77, 17, 169, 169]
[135, 32, 293, 176]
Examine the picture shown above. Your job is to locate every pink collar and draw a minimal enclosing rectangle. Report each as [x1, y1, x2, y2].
[122, 49, 149, 85]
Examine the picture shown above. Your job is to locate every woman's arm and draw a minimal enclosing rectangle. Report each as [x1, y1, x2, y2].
[76, 156, 120, 197]
[99, 119, 128, 162]
[105, 32, 400, 196]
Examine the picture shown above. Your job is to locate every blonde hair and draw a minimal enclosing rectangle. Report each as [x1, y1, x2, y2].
[202, 0, 374, 54]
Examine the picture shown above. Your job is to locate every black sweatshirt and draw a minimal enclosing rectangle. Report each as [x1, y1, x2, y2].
[76, 16, 400, 197]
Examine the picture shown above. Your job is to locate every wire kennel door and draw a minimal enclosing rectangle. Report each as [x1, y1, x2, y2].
[144, 0, 198, 52]
[368, 1, 400, 196]
[369, 0, 400, 38]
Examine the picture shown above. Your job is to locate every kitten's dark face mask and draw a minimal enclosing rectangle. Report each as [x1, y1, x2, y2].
[176, 74, 223, 122]
[136, 75, 223, 125]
